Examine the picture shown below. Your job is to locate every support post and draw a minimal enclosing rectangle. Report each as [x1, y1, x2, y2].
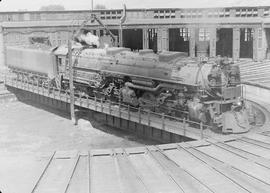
[118, 95, 121, 117]
[162, 113, 165, 130]
[87, 96, 89, 108]
[109, 100, 112, 115]
[53, 87, 55, 99]
[128, 105, 130, 121]
[147, 110, 150, 126]
[37, 78, 39, 94]
[42, 83, 44, 96]
[20, 75, 22, 88]
[0, 26, 5, 70]
[58, 88, 61, 100]
[209, 27, 216, 58]
[119, 102, 121, 118]
[183, 118, 186, 136]
[233, 27, 240, 61]
[47, 83, 50, 96]
[138, 107, 141, 124]
[79, 94, 82, 106]
[119, 27, 123, 47]
[157, 28, 169, 52]
[32, 79, 34, 92]
[68, 39, 75, 123]
[189, 27, 196, 58]
[253, 27, 264, 61]
[143, 28, 149, 49]
[101, 98, 103, 113]
[65, 90, 68, 103]
[94, 96, 97, 111]
[200, 122, 203, 139]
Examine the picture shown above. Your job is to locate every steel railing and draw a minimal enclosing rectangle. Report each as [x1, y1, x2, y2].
[3, 72, 211, 139]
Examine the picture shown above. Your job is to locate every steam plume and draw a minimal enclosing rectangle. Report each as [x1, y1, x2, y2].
[75, 32, 100, 47]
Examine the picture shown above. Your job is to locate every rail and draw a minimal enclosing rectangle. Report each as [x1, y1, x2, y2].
[17, 135, 270, 193]
[3, 73, 213, 140]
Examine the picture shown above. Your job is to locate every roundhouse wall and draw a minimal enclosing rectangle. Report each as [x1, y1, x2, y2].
[1, 6, 270, 65]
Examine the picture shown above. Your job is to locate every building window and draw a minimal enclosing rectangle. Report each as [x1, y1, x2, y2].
[159, 11, 165, 18]
[179, 28, 190, 41]
[244, 28, 253, 42]
[154, 11, 159, 18]
[264, 9, 269, 16]
[180, 12, 184, 18]
[247, 9, 252, 17]
[199, 28, 210, 41]
[253, 9, 258, 17]
[225, 8, 230, 17]
[241, 9, 247, 17]
[165, 10, 170, 18]
[153, 9, 176, 19]
[236, 9, 241, 17]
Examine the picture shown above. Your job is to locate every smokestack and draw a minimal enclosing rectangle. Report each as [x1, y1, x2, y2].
[120, 4, 127, 24]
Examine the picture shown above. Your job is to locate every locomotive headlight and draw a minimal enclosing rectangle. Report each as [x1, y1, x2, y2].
[236, 97, 243, 106]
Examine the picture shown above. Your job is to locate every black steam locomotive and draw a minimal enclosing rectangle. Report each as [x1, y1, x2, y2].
[5, 39, 249, 133]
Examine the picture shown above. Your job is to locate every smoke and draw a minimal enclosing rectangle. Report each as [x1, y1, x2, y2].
[75, 32, 100, 47]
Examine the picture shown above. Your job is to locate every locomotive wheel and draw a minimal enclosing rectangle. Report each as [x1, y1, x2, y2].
[155, 105, 173, 116]
[139, 92, 156, 112]
[206, 112, 222, 133]
[209, 121, 223, 133]
[94, 90, 106, 100]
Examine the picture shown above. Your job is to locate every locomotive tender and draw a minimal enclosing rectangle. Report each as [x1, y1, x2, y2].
[6, 42, 250, 134]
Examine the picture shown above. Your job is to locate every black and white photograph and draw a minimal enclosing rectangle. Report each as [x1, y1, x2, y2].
[0, 0, 270, 192]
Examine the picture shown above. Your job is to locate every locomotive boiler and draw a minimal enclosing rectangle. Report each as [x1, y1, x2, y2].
[6, 43, 249, 134]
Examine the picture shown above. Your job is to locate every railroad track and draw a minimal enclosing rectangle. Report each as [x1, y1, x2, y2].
[2, 70, 270, 193]
[25, 135, 270, 193]
[31, 151, 89, 193]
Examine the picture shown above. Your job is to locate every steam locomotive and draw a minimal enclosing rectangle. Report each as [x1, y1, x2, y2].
[5, 39, 250, 134]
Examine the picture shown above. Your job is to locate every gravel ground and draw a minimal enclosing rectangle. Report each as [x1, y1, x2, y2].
[0, 100, 157, 153]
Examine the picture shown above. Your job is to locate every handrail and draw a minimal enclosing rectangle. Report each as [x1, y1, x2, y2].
[3, 73, 210, 139]
[241, 81, 270, 91]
